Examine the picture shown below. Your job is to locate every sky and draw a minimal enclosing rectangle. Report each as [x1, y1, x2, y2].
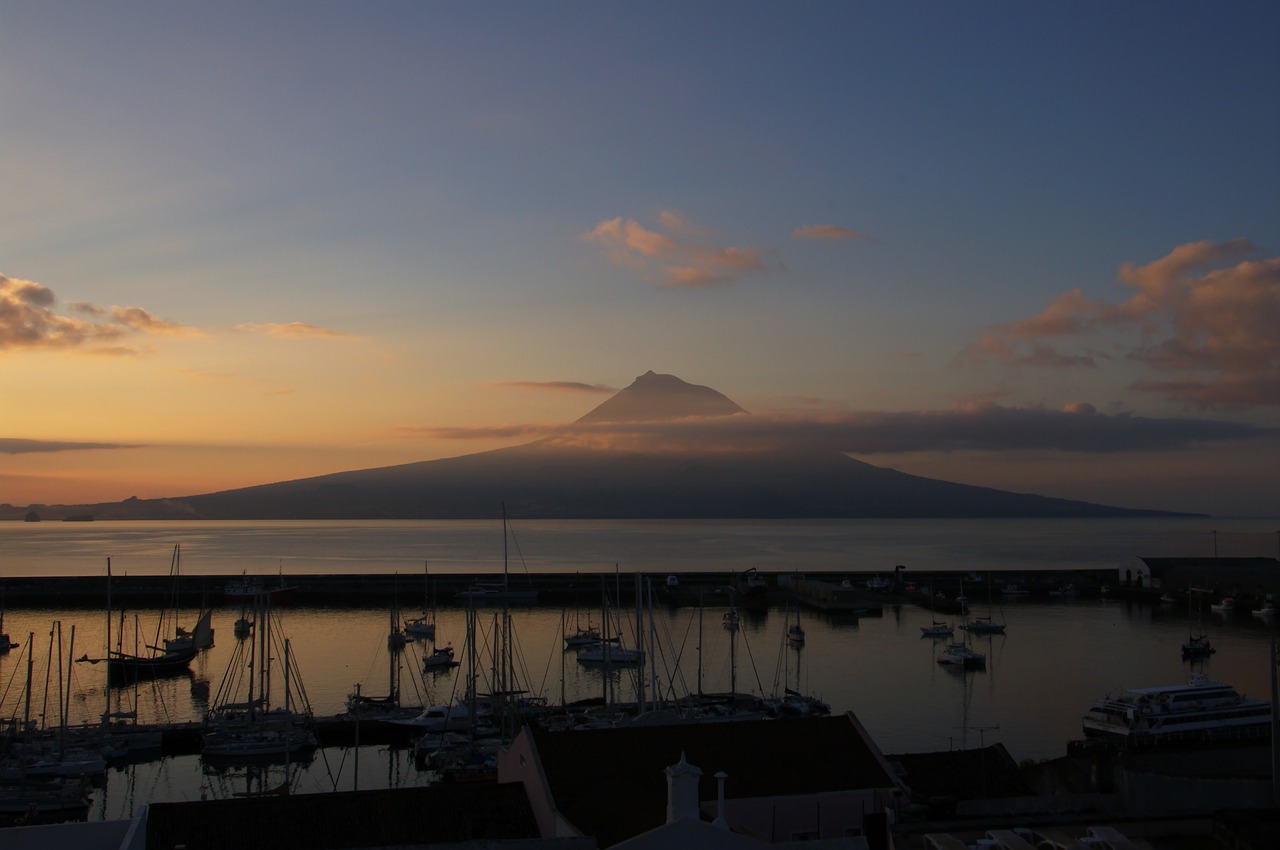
[2, 2, 1278, 517]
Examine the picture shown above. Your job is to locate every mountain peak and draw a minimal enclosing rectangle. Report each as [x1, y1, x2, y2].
[576, 372, 748, 423]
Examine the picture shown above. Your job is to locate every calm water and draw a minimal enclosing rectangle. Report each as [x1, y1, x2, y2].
[1, 517, 1276, 577]
[0, 517, 1277, 821]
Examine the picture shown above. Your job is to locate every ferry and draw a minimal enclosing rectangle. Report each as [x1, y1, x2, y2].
[1082, 675, 1271, 742]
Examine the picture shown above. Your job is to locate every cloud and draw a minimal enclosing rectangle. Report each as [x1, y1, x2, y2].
[399, 405, 1271, 456]
[584, 212, 768, 288]
[792, 224, 874, 242]
[0, 438, 140, 454]
[231, 322, 355, 339]
[492, 381, 616, 394]
[967, 240, 1280, 407]
[1, 275, 199, 352]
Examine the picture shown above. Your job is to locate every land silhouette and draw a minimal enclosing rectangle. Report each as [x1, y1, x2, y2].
[5, 372, 1193, 520]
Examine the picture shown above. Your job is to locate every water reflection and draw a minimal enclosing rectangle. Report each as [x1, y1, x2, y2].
[4, 592, 1278, 821]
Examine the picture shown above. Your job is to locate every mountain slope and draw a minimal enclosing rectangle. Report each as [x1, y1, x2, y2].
[7, 371, 1193, 520]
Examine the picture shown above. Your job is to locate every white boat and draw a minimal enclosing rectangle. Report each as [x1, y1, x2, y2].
[1211, 596, 1237, 613]
[961, 615, 1006, 635]
[920, 621, 953, 638]
[387, 704, 474, 733]
[403, 561, 437, 639]
[1082, 675, 1271, 741]
[563, 624, 605, 648]
[865, 575, 892, 591]
[422, 645, 459, 670]
[1000, 584, 1030, 597]
[1254, 600, 1276, 618]
[937, 640, 985, 669]
[202, 596, 316, 761]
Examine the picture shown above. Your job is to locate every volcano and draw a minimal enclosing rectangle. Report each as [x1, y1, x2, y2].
[20, 372, 1189, 520]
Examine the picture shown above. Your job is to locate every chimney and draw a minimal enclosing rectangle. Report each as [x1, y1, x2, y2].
[712, 770, 729, 830]
[665, 752, 702, 823]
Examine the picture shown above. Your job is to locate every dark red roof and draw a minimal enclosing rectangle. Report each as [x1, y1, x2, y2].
[532, 714, 897, 847]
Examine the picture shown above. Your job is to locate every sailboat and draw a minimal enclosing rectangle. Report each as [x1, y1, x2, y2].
[938, 584, 987, 670]
[77, 554, 197, 680]
[387, 574, 408, 650]
[403, 561, 437, 639]
[961, 574, 1006, 635]
[1182, 588, 1216, 660]
[0, 589, 17, 652]
[787, 604, 806, 645]
[203, 593, 317, 760]
[159, 546, 214, 655]
[454, 505, 538, 604]
[920, 583, 954, 638]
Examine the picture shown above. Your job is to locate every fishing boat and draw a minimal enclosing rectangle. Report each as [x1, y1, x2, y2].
[1082, 674, 1271, 742]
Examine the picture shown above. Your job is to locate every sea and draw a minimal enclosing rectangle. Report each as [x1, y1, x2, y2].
[0, 517, 1277, 821]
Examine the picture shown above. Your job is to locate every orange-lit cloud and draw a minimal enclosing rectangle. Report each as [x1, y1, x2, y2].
[1, 275, 200, 352]
[584, 212, 767, 288]
[967, 240, 1280, 407]
[491, 381, 616, 394]
[792, 224, 874, 241]
[231, 322, 355, 339]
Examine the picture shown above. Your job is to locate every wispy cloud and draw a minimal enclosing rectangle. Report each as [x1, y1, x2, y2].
[584, 211, 767, 288]
[231, 322, 355, 339]
[0, 438, 141, 454]
[967, 239, 1280, 407]
[397, 405, 1271, 455]
[792, 224, 874, 242]
[491, 381, 616, 394]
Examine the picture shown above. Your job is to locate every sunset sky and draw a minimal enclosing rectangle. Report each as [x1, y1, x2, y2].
[2, 3, 1277, 517]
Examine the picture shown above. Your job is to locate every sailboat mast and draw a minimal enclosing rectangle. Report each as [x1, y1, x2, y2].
[635, 572, 645, 713]
[104, 558, 112, 722]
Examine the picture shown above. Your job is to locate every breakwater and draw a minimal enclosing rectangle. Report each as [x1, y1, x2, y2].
[0, 568, 1120, 608]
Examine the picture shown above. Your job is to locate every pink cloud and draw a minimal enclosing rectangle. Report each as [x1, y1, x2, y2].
[584, 211, 768, 288]
[967, 240, 1279, 407]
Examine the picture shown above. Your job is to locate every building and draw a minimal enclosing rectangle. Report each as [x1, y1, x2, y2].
[1118, 556, 1280, 597]
[499, 712, 904, 847]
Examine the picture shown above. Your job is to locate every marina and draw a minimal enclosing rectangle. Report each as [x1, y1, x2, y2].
[0, 517, 1277, 827]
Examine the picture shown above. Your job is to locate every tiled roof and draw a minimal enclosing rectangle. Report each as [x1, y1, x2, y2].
[532, 714, 897, 847]
[145, 782, 538, 850]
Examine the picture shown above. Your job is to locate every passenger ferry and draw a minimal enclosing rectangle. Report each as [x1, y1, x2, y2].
[1082, 675, 1271, 742]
